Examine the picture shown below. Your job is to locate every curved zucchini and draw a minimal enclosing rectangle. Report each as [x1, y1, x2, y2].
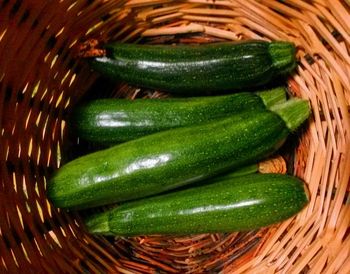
[89, 40, 296, 95]
[47, 99, 309, 210]
[85, 173, 309, 236]
[70, 87, 286, 145]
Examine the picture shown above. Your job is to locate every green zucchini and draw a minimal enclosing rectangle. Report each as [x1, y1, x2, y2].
[70, 87, 286, 145]
[89, 40, 296, 95]
[177, 157, 285, 191]
[47, 99, 309, 210]
[85, 173, 309, 236]
[162, 163, 260, 194]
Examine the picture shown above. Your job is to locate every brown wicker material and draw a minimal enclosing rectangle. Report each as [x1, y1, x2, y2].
[0, 0, 349, 273]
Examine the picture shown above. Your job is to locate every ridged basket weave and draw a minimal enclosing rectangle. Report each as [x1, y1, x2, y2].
[0, 0, 349, 273]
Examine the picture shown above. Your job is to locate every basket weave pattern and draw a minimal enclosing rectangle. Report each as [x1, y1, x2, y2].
[0, 0, 349, 273]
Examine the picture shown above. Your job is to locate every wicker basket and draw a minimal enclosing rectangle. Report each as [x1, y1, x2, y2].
[1, 0, 349, 273]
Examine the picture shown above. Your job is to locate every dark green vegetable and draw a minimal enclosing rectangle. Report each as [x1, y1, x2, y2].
[89, 41, 296, 95]
[70, 87, 286, 145]
[162, 163, 260, 193]
[85, 173, 309, 236]
[47, 99, 309, 210]
[215, 164, 259, 180]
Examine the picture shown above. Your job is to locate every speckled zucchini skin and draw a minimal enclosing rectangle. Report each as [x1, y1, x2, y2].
[89, 41, 296, 94]
[85, 173, 309, 236]
[70, 92, 270, 144]
[48, 110, 289, 210]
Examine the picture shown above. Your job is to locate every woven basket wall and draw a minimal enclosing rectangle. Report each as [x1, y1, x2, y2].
[0, 0, 349, 273]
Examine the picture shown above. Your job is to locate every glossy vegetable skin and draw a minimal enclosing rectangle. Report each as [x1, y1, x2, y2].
[89, 41, 296, 95]
[70, 87, 286, 144]
[85, 173, 309, 236]
[47, 99, 309, 210]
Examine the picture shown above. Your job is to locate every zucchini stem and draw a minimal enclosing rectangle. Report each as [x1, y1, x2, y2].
[270, 98, 310, 131]
[256, 87, 287, 109]
[269, 41, 297, 75]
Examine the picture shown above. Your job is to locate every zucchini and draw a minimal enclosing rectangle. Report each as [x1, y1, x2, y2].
[47, 99, 309, 210]
[70, 87, 286, 145]
[89, 40, 296, 95]
[178, 156, 285, 191]
[162, 163, 260, 194]
[84, 173, 309, 236]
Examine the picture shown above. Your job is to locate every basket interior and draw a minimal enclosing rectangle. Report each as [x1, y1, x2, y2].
[0, 0, 349, 273]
